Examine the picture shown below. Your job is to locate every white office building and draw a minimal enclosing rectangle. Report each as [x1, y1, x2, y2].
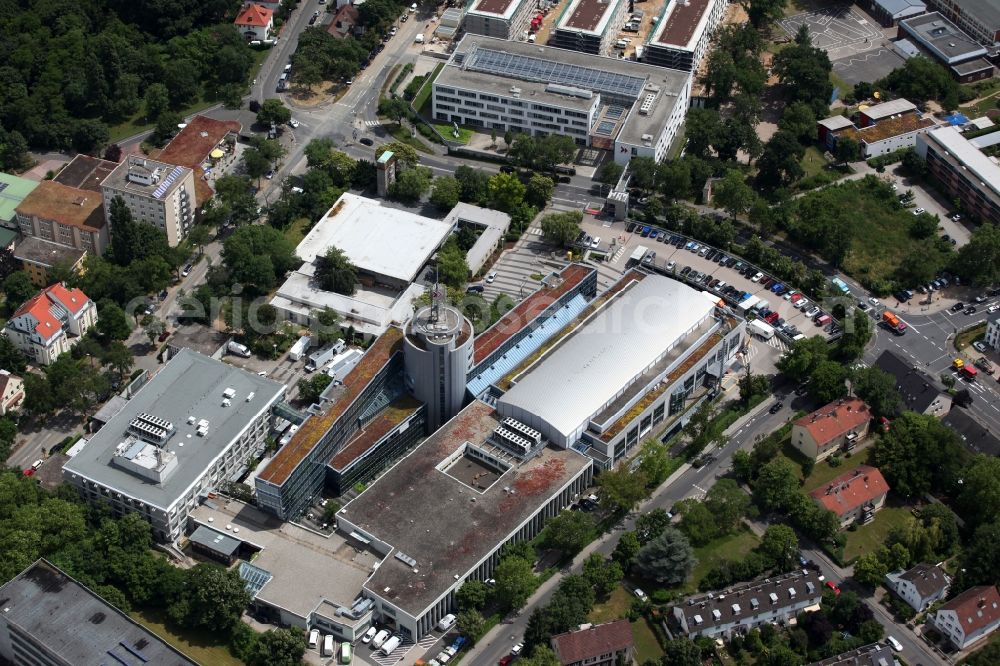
[464, 0, 535, 40]
[644, 0, 729, 72]
[433, 35, 692, 165]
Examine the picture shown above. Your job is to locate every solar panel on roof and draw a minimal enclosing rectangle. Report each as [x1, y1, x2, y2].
[466, 47, 646, 99]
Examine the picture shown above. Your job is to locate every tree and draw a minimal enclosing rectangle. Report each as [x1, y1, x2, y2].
[311, 308, 342, 347]
[488, 172, 527, 214]
[657, 160, 691, 202]
[582, 553, 623, 598]
[379, 96, 409, 126]
[298, 373, 333, 404]
[374, 141, 419, 169]
[759, 524, 799, 569]
[637, 439, 674, 488]
[168, 564, 250, 631]
[835, 137, 861, 165]
[713, 170, 755, 220]
[960, 519, 1000, 587]
[519, 647, 561, 666]
[596, 162, 624, 192]
[141, 316, 166, 344]
[955, 223, 1000, 287]
[526, 174, 554, 209]
[741, 0, 788, 29]
[629, 157, 657, 192]
[540, 211, 583, 248]
[705, 479, 752, 534]
[738, 372, 770, 405]
[315, 246, 357, 295]
[540, 511, 596, 555]
[809, 360, 848, 404]
[955, 455, 1000, 532]
[684, 108, 720, 159]
[103, 341, 134, 382]
[494, 554, 536, 610]
[2, 271, 35, 307]
[677, 500, 718, 546]
[872, 411, 966, 499]
[612, 531, 640, 569]
[778, 101, 817, 143]
[504, 130, 513, 149]
[457, 609, 487, 643]
[633, 527, 696, 586]
[756, 130, 805, 192]
[753, 458, 801, 513]
[456, 580, 490, 611]
[662, 637, 703, 666]
[877, 57, 959, 110]
[430, 176, 461, 210]
[777, 335, 830, 383]
[597, 467, 649, 514]
[436, 238, 470, 288]
[771, 40, 833, 117]
[256, 98, 292, 126]
[389, 166, 433, 202]
[851, 366, 902, 419]
[635, 508, 672, 545]
[454, 165, 491, 204]
[853, 551, 889, 588]
[246, 628, 307, 666]
[143, 83, 170, 122]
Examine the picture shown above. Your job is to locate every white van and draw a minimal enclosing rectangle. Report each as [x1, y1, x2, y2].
[436, 613, 457, 631]
[322, 634, 335, 657]
[308, 629, 320, 650]
[370, 629, 390, 650]
[379, 635, 401, 656]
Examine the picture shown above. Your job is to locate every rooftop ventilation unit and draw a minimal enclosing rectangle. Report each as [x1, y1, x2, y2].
[492, 426, 532, 455]
[223, 388, 237, 399]
[502, 418, 542, 445]
[127, 412, 175, 445]
[639, 92, 657, 115]
[395, 551, 417, 567]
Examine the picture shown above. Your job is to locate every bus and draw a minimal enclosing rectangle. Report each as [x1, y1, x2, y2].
[339, 642, 352, 664]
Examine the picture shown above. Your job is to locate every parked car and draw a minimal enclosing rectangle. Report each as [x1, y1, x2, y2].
[952, 302, 966, 312]
[751, 272, 764, 283]
[769, 402, 783, 414]
[633, 588, 648, 602]
[805, 306, 821, 318]
[913, 208, 925, 215]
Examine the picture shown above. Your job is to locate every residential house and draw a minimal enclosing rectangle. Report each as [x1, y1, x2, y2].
[0, 370, 24, 415]
[550, 620, 634, 666]
[809, 465, 890, 529]
[808, 642, 898, 666]
[672, 571, 825, 639]
[3, 283, 98, 366]
[942, 408, 1000, 457]
[885, 563, 951, 612]
[791, 397, 871, 461]
[100, 156, 196, 247]
[986, 310, 1000, 351]
[234, 3, 274, 41]
[875, 350, 952, 417]
[327, 4, 360, 39]
[930, 585, 1000, 650]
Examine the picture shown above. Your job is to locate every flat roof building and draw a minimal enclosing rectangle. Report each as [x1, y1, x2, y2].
[442, 202, 512, 277]
[63, 348, 285, 541]
[0, 171, 39, 229]
[899, 13, 996, 81]
[866, 0, 927, 27]
[915, 125, 1000, 225]
[15, 179, 109, 256]
[338, 399, 593, 640]
[433, 34, 692, 165]
[549, 0, 630, 55]
[52, 154, 117, 193]
[464, 0, 536, 40]
[925, 0, 1000, 46]
[13, 236, 88, 286]
[0, 559, 198, 666]
[819, 99, 936, 158]
[272, 193, 454, 338]
[158, 114, 241, 204]
[101, 156, 197, 246]
[643, 0, 728, 72]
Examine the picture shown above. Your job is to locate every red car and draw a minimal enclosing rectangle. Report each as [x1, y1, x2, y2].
[765, 311, 780, 325]
[498, 657, 514, 666]
[22, 468, 34, 477]
[825, 580, 841, 595]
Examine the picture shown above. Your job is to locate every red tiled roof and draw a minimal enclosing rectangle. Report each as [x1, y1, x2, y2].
[13, 284, 90, 341]
[472, 264, 592, 366]
[794, 398, 870, 447]
[235, 3, 273, 27]
[551, 620, 633, 665]
[809, 465, 889, 517]
[46, 283, 89, 315]
[327, 4, 359, 37]
[939, 586, 1000, 635]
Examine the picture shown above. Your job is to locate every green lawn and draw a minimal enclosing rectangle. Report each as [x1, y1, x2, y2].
[109, 98, 218, 144]
[282, 217, 311, 245]
[129, 608, 241, 666]
[413, 63, 444, 114]
[686, 527, 761, 594]
[955, 322, 987, 351]
[589, 587, 633, 624]
[433, 123, 474, 145]
[800, 145, 830, 179]
[843, 504, 913, 561]
[387, 124, 433, 153]
[801, 451, 872, 494]
[631, 617, 665, 662]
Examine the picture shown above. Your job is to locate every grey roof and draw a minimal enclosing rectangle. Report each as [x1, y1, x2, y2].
[894, 38, 923, 58]
[0, 559, 197, 665]
[921, 126, 1000, 201]
[498, 274, 715, 441]
[943, 408, 1000, 456]
[934, 0, 1000, 30]
[444, 202, 512, 232]
[674, 571, 825, 635]
[63, 348, 285, 510]
[873, 0, 926, 19]
[952, 58, 995, 75]
[861, 98, 918, 120]
[874, 349, 948, 414]
[808, 642, 896, 666]
[900, 13, 988, 64]
[13, 236, 87, 268]
[101, 155, 192, 201]
[189, 524, 242, 557]
[819, 115, 855, 131]
[893, 562, 951, 598]
[340, 400, 591, 618]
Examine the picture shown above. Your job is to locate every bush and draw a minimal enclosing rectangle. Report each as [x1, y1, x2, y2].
[389, 63, 414, 94]
[403, 75, 426, 101]
[867, 148, 910, 169]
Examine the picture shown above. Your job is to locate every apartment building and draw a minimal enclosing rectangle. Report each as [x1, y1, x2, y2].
[4, 283, 97, 366]
[643, 0, 728, 72]
[987, 310, 1000, 350]
[433, 35, 692, 165]
[916, 125, 1000, 225]
[925, 0, 1000, 45]
[15, 180, 108, 256]
[550, 620, 634, 666]
[931, 585, 1000, 650]
[0, 370, 24, 415]
[464, 0, 535, 40]
[809, 465, 890, 529]
[62, 349, 285, 541]
[101, 156, 196, 246]
[672, 571, 825, 639]
[791, 398, 871, 461]
[885, 563, 951, 612]
[548, 0, 629, 56]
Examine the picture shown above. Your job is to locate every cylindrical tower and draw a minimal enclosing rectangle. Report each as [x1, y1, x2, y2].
[404, 302, 474, 430]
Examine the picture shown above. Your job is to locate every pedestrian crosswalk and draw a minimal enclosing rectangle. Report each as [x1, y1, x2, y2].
[365, 120, 381, 128]
[526, 227, 543, 236]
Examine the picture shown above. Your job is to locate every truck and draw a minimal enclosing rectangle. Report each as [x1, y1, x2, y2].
[289, 335, 312, 361]
[882, 310, 907, 335]
[305, 340, 346, 372]
[749, 319, 775, 340]
[227, 341, 252, 358]
[953, 358, 978, 380]
[629, 245, 649, 266]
